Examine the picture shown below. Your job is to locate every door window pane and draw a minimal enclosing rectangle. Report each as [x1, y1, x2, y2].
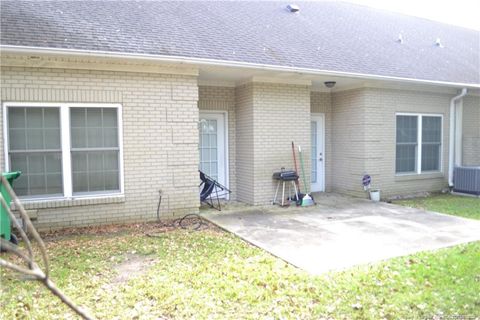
[311, 121, 317, 183]
[199, 118, 218, 180]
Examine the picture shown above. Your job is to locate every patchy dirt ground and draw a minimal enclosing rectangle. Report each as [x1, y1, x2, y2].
[96, 252, 159, 294]
[39, 216, 219, 241]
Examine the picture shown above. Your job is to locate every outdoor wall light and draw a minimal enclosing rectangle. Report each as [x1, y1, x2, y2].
[324, 81, 336, 88]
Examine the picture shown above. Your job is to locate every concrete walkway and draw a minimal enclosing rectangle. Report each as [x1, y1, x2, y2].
[203, 193, 480, 274]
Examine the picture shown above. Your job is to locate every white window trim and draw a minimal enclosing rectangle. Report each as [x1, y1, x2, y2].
[2, 102, 124, 201]
[395, 112, 444, 176]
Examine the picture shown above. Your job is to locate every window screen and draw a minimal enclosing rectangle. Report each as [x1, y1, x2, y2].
[396, 115, 418, 173]
[70, 108, 120, 193]
[421, 116, 441, 171]
[8, 107, 62, 196]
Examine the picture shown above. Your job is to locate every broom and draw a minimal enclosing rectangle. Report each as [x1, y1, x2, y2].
[291, 141, 303, 202]
[298, 146, 314, 206]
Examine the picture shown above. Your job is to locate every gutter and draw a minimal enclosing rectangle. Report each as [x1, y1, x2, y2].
[448, 88, 468, 187]
[1, 45, 480, 89]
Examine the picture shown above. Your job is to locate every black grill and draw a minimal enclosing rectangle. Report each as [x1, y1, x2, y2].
[272, 170, 299, 181]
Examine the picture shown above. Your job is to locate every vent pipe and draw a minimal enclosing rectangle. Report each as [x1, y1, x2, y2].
[397, 34, 404, 44]
[287, 4, 300, 12]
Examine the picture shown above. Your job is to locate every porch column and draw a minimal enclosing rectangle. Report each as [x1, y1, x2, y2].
[235, 79, 311, 205]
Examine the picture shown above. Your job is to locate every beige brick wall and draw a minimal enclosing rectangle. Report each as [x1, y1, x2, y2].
[311, 91, 333, 192]
[198, 86, 237, 199]
[462, 95, 480, 166]
[330, 89, 368, 196]
[363, 88, 451, 197]
[235, 83, 255, 204]
[235, 82, 311, 205]
[331, 87, 452, 198]
[1, 66, 200, 230]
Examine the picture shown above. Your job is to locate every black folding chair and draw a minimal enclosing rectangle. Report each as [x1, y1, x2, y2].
[199, 170, 231, 211]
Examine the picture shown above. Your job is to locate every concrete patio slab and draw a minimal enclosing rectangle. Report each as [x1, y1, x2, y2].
[202, 193, 480, 274]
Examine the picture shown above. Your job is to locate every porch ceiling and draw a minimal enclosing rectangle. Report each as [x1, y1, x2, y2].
[197, 64, 463, 94]
[197, 64, 364, 92]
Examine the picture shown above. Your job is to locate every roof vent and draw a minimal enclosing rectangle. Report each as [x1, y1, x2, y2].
[397, 34, 404, 44]
[287, 4, 300, 13]
[435, 38, 444, 47]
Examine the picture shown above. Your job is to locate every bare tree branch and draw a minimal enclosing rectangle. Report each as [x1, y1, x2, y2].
[0, 193, 34, 261]
[0, 176, 95, 320]
[0, 238, 31, 263]
[0, 258, 42, 277]
[1, 177, 48, 274]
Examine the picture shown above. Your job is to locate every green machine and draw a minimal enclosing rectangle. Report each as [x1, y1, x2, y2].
[0, 171, 21, 245]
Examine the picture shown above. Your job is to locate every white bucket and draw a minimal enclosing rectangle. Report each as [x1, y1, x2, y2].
[370, 189, 381, 202]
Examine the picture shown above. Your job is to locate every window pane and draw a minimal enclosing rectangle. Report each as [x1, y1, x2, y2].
[104, 151, 119, 170]
[8, 107, 62, 197]
[46, 173, 63, 194]
[72, 151, 119, 193]
[71, 107, 120, 194]
[396, 116, 417, 143]
[28, 154, 45, 174]
[422, 116, 441, 143]
[26, 129, 44, 149]
[422, 144, 441, 171]
[71, 108, 118, 148]
[45, 129, 61, 149]
[9, 107, 60, 151]
[44, 108, 60, 128]
[102, 108, 118, 128]
[71, 128, 87, 148]
[8, 108, 25, 129]
[87, 108, 102, 127]
[9, 152, 62, 197]
[396, 145, 416, 173]
[103, 128, 118, 148]
[72, 152, 87, 172]
[87, 128, 103, 148]
[396, 115, 418, 173]
[421, 116, 441, 171]
[71, 108, 86, 127]
[9, 129, 26, 150]
[72, 172, 88, 193]
[26, 108, 43, 128]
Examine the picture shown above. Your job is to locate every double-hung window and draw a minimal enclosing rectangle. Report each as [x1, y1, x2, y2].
[4, 103, 123, 199]
[395, 113, 442, 174]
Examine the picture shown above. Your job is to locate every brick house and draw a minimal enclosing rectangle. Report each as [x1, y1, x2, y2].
[1, 1, 479, 230]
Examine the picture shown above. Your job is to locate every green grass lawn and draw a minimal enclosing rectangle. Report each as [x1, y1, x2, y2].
[393, 193, 480, 220]
[1, 222, 479, 319]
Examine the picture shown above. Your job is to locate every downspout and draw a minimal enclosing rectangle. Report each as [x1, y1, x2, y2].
[448, 88, 467, 187]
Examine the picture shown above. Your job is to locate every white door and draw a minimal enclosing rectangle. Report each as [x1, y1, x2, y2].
[311, 114, 325, 192]
[199, 112, 227, 188]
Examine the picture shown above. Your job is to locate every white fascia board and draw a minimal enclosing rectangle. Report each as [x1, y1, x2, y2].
[2, 45, 480, 89]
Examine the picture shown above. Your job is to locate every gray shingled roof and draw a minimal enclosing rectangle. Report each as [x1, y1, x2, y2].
[1, 1, 479, 85]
